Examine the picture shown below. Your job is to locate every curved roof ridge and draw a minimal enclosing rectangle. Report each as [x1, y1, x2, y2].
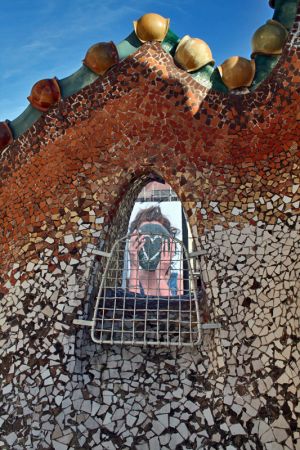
[0, 1, 299, 151]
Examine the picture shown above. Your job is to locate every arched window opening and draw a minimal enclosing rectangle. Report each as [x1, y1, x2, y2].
[122, 181, 191, 297]
[74, 179, 220, 347]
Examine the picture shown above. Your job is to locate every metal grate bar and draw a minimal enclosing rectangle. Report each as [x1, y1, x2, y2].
[90, 233, 203, 347]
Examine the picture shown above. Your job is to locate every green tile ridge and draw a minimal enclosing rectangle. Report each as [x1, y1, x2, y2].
[7, 0, 298, 141]
[59, 66, 99, 99]
[250, 54, 280, 90]
[272, 0, 299, 30]
[10, 105, 42, 139]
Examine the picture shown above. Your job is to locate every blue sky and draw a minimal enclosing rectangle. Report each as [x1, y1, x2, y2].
[0, 0, 272, 121]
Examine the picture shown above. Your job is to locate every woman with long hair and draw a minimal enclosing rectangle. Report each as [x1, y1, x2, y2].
[127, 206, 182, 296]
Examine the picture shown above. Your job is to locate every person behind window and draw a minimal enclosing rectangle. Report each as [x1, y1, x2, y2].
[127, 206, 183, 296]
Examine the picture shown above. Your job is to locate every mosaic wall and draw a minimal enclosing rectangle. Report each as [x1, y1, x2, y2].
[0, 9, 299, 449]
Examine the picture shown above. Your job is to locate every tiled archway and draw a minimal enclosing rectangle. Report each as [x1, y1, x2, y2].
[0, 11, 299, 447]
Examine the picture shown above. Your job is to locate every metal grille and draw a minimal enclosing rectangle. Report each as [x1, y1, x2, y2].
[90, 233, 202, 347]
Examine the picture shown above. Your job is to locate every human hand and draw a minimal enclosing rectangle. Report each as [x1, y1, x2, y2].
[128, 232, 145, 269]
[156, 238, 175, 279]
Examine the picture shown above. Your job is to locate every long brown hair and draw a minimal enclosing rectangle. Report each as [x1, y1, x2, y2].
[129, 206, 177, 236]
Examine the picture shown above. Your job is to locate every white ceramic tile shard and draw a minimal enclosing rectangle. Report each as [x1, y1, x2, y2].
[0, 191, 299, 450]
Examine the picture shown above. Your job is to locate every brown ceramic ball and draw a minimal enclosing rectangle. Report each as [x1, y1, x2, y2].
[28, 78, 61, 112]
[251, 20, 288, 57]
[174, 35, 214, 72]
[83, 42, 119, 76]
[0, 121, 13, 151]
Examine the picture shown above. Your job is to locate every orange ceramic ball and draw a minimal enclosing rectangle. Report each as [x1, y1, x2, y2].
[134, 13, 170, 43]
[218, 56, 256, 90]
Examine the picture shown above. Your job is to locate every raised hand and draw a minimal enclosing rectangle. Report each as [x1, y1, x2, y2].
[156, 238, 175, 295]
[128, 232, 145, 269]
[157, 238, 175, 276]
[128, 232, 145, 293]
